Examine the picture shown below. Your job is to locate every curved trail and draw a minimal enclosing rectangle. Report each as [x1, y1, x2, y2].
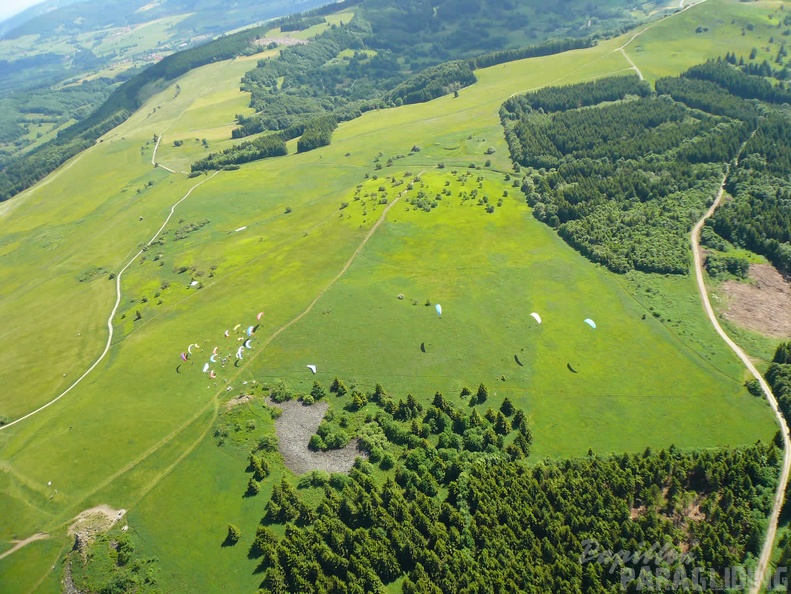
[691, 175, 791, 594]
[5, 172, 416, 551]
[0, 171, 220, 432]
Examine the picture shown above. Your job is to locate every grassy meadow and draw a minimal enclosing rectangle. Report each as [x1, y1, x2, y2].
[0, 0, 786, 591]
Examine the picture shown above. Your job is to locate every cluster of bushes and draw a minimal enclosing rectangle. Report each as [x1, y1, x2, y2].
[385, 61, 476, 105]
[704, 253, 749, 278]
[191, 134, 287, 171]
[296, 117, 337, 153]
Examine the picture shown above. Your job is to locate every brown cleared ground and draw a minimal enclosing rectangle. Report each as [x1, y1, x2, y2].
[720, 264, 791, 339]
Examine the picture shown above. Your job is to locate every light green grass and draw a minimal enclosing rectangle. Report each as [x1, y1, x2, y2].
[0, 537, 64, 594]
[623, 0, 788, 81]
[265, 9, 356, 41]
[0, 0, 783, 589]
[90, 15, 191, 60]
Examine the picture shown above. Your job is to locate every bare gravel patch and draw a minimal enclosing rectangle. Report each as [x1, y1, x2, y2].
[255, 36, 308, 47]
[270, 399, 365, 475]
[720, 264, 791, 338]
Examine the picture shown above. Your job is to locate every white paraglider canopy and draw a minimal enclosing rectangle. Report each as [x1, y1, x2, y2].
[435, 304, 442, 316]
[307, 364, 317, 374]
[202, 363, 210, 373]
[530, 312, 542, 324]
[584, 318, 597, 329]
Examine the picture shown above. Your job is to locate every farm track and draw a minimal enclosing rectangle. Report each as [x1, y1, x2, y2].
[0, 171, 220, 433]
[0, 167, 416, 562]
[691, 171, 791, 594]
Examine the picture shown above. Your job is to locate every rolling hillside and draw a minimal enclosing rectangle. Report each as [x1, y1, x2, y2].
[0, 0, 789, 592]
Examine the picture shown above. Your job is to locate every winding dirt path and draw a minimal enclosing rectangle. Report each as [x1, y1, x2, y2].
[0, 171, 220, 432]
[691, 175, 791, 594]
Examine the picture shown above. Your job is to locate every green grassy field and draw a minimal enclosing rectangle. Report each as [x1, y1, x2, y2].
[0, 0, 786, 591]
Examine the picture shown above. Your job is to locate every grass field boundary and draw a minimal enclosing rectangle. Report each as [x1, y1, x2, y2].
[0, 171, 220, 432]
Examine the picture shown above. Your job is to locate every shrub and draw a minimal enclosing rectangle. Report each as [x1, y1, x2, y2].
[309, 434, 325, 450]
[226, 524, 241, 545]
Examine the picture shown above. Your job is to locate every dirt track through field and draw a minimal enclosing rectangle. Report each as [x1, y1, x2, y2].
[0, 171, 220, 432]
[0, 533, 49, 561]
[236, 175, 419, 367]
[692, 169, 790, 594]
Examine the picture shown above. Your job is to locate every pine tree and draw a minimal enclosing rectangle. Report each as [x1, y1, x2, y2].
[226, 523, 241, 544]
[311, 380, 326, 400]
[476, 383, 488, 404]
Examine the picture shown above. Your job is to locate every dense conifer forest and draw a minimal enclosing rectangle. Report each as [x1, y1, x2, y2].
[504, 62, 791, 276]
[234, 381, 780, 593]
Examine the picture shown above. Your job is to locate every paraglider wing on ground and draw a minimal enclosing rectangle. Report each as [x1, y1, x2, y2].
[567, 363, 578, 373]
[530, 312, 542, 324]
[307, 365, 317, 374]
[435, 304, 442, 316]
[584, 318, 596, 329]
[514, 354, 523, 366]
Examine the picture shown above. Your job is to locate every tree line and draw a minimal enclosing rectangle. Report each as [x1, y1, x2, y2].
[503, 61, 791, 275]
[502, 74, 744, 274]
[215, 377, 782, 593]
[713, 114, 791, 273]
